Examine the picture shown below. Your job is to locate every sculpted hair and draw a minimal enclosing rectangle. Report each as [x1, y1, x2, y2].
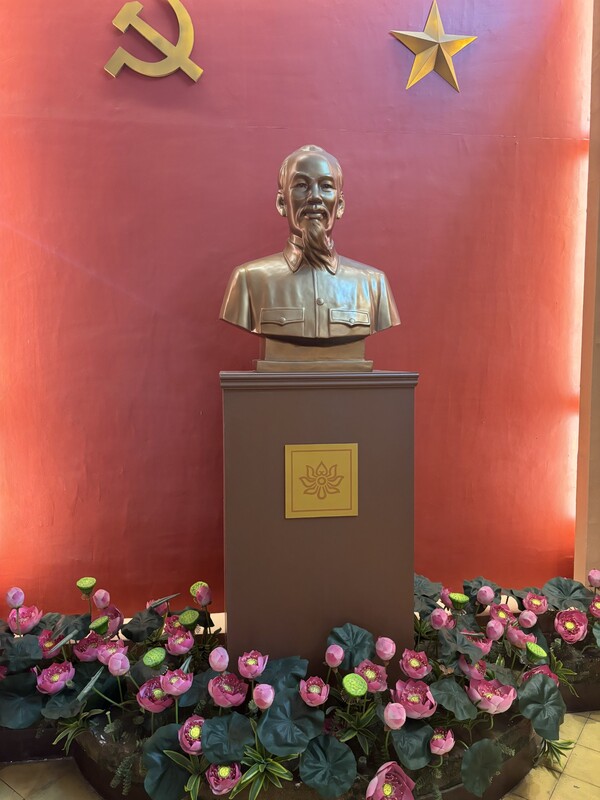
[278, 145, 343, 190]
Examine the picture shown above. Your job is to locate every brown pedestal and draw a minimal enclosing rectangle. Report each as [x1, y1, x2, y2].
[221, 371, 418, 668]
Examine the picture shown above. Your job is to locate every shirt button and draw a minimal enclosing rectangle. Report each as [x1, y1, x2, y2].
[279, 316, 286, 323]
[316, 298, 324, 306]
[349, 317, 355, 324]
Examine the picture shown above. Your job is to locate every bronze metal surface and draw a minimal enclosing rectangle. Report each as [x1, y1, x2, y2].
[257, 338, 373, 372]
[221, 370, 418, 668]
[220, 146, 400, 364]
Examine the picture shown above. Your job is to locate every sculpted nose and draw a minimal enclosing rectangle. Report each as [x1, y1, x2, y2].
[308, 183, 321, 202]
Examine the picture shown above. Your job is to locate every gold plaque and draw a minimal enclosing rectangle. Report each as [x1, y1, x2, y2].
[285, 444, 358, 519]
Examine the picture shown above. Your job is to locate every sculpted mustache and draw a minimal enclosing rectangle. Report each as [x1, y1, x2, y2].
[301, 206, 330, 218]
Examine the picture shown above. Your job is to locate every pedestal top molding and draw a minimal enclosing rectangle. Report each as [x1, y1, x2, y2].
[220, 371, 419, 390]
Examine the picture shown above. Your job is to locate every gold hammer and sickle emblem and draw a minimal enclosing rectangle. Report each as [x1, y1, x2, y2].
[105, 0, 203, 81]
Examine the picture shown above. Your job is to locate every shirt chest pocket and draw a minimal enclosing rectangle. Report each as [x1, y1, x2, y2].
[329, 309, 371, 337]
[259, 307, 305, 337]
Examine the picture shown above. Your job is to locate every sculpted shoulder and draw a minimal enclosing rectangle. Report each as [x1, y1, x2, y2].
[231, 252, 288, 276]
[337, 255, 387, 277]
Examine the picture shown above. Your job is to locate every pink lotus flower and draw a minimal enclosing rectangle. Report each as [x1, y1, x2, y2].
[38, 630, 60, 659]
[178, 715, 205, 754]
[147, 599, 169, 616]
[476, 586, 495, 605]
[590, 597, 600, 619]
[8, 605, 42, 634]
[523, 593, 548, 615]
[489, 604, 514, 628]
[588, 569, 600, 588]
[400, 649, 431, 680]
[93, 589, 110, 609]
[366, 761, 415, 800]
[325, 644, 344, 668]
[430, 608, 454, 630]
[430, 728, 455, 756]
[206, 763, 242, 796]
[166, 630, 194, 655]
[299, 676, 330, 707]
[458, 655, 487, 681]
[194, 582, 212, 607]
[97, 641, 128, 666]
[391, 679, 437, 719]
[555, 609, 588, 644]
[518, 611, 537, 629]
[6, 587, 25, 609]
[105, 605, 124, 637]
[355, 659, 388, 692]
[36, 661, 75, 695]
[164, 615, 183, 635]
[376, 637, 396, 662]
[383, 703, 407, 730]
[209, 646, 229, 672]
[238, 650, 268, 679]
[73, 632, 103, 662]
[208, 673, 248, 708]
[440, 588, 453, 608]
[467, 678, 516, 714]
[108, 652, 130, 677]
[253, 683, 275, 710]
[486, 620, 504, 641]
[160, 669, 194, 697]
[0, 666, 7, 681]
[463, 632, 492, 656]
[521, 665, 560, 687]
[137, 677, 175, 713]
[506, 626, 536, 650]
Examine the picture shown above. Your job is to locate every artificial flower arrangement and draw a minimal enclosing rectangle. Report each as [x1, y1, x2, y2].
[0, 570, 599, 800]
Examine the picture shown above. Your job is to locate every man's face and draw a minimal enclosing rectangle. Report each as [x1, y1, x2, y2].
[279, 153, 344, 237]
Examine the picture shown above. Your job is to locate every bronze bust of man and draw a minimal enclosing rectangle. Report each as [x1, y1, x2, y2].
[220, 145, 400, 371]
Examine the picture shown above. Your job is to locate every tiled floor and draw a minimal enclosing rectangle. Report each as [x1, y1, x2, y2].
[0, 712, 599, 799]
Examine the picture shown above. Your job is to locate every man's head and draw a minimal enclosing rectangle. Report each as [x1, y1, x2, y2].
[276, 145, 345, 270]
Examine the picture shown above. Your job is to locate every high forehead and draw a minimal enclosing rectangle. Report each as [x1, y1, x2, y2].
[288, 153, 337, 181]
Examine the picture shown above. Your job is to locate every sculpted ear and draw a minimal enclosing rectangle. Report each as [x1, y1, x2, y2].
[276, 191, 287, 217]
[336, 193, 345, 219]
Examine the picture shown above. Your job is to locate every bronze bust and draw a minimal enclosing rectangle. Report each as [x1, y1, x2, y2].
[220, 145, 400, 371]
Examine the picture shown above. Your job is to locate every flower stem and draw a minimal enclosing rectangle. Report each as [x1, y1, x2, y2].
[117, 676, 124, 704]
[151, 714, 155, 737]
[92, 687, 125, 709]
[175, 698, 179, 725]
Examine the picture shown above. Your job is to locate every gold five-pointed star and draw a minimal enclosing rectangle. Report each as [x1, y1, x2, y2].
[390, 0, 476, 91]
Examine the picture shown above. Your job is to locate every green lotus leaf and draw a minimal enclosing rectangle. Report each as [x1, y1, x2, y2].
[121, 608, 164, 642]
[518, 673, 566, 741]
[143, 723, 189, 800]
[1, 634, 43, 673]
[299, 734, 357, 800]
[257, 688, 324, 756]
[461, 739, 503, 797]
[0, 673, 43, 729]
[391, 720, 433, 770]
[542, 577, 593, 611]
[260, 657, 308, 691]
[202, 712, 255, 764]
[429, 677, 477, 720]
[414, 574, 443, 615]
[326, 623, 375, 671]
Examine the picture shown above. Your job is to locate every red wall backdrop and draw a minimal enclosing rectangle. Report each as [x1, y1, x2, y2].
[0, 0, 592, 615]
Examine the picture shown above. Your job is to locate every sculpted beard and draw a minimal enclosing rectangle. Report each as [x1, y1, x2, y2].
[299, 215, 335, 271]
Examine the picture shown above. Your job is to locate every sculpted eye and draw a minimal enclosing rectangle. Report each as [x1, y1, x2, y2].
[293, 181, 307, 189]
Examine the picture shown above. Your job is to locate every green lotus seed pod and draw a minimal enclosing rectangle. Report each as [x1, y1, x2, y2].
[143, 647, 166, 669]
[89, 616, 109, 635]
[449, 592, 470, 610]
[76, 577, 97, 596]
[342, 673, 368, 697]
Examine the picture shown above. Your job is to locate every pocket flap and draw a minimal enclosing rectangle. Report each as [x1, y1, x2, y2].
[329, 309, 370, 327]
[260, 307, 304, 325]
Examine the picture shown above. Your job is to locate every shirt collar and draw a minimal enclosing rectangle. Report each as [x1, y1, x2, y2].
[283, 234, 339, 275]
